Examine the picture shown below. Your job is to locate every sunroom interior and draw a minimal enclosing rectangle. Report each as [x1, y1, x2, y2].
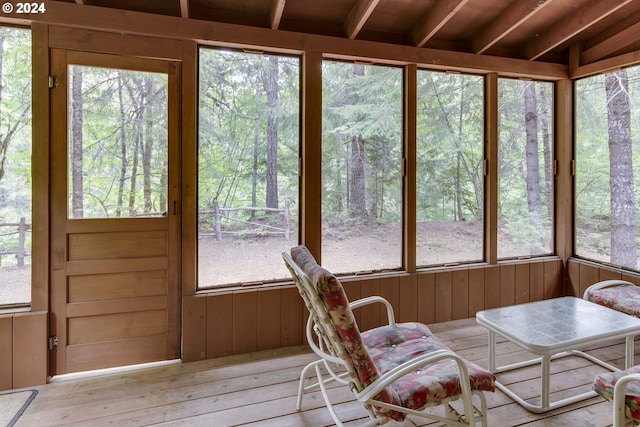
[2, 0, 640, 425]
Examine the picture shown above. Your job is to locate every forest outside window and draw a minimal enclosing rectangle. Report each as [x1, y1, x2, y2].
[0, 27, 31, 307]
[416, 70, 484, 266]
[321, 61, 403, 274]
[498, 78, 554, 259]
[575, 66, 640, 270]
[67, 66, 168, 219]
[197, 48, 300, 288]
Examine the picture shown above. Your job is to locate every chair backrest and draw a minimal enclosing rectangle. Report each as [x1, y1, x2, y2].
[284, 245, 380, 392]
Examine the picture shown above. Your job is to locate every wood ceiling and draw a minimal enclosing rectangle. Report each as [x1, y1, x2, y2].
[38, 0, 640, 68]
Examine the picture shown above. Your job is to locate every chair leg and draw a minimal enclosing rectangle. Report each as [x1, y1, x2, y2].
[296, 360, 320, 410]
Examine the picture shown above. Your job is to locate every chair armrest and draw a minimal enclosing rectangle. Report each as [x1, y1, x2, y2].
[355, 349, 472, 402]
[613, 373, 640, 426]
[349, 296, 396, 325]
[583, 280, 636, 299]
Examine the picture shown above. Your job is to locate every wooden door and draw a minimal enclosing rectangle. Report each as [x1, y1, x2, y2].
[49, 49, 181, 375]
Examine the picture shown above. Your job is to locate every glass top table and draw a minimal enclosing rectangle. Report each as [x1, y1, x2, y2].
[476, 296, 640, 413]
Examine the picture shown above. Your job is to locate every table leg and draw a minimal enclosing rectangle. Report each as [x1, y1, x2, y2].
[626, 336, 636, 369]
[488, 330, 496, 372]
[540, 355, 550, 410]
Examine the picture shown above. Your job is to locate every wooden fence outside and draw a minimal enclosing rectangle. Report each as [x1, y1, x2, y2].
[0, 217, 30, 267]
[200, 200, 291, 241]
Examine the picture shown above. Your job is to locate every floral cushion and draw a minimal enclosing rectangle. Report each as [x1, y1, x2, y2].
[585, 285, 640, 317]
[593, 366, 640, 421]
[363, 323, 495, 410]
[291, 245, 495, 421]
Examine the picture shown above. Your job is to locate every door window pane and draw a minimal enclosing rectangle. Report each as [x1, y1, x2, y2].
[576, 67, 640, 269]
[416, 71, 484, 266]
[321, 62, 403, 274]
[498, 79, 554, 258]
[68, 66, 168, 219]
[0, 27, 31, 306]
[198, 49, 300, 287]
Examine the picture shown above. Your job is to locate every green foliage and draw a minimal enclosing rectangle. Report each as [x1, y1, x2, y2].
[67, 66, 169, 218]
[321, 62, 402, 223]
[0, 28, 32, 264]
[198, 49, 300, 235]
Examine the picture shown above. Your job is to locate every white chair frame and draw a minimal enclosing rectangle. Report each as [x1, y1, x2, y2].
[613, 373, 640, 427]
[283, 251, 490, 427]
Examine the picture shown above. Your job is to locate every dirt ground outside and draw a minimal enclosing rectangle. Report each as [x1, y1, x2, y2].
[0, 222, 621, 305]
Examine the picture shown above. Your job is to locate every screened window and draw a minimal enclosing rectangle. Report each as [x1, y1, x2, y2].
[498, 79, 554, 258]
[321, 62, 403, 274]
[576, 67, 640, 269]
[416, 71, 484, 266]
[0, 27, 31, 306]
[198, 49, 300, 287]
[68, 66, 168, 219]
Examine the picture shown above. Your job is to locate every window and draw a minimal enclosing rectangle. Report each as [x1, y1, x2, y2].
[0, 27, 31, 306]
[67, 66, 168, 219]
[416, 71, 484, 266]
[321, 61, 403, 274]
[498, 79, 554, 258]
[575, 67, 640, 269]
[198, 49, 300, 287]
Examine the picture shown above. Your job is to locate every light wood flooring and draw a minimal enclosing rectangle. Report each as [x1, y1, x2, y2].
[14, 318, 630, 426]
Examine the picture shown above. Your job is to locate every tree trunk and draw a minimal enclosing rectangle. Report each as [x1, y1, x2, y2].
[143, 78, 154, 213]
[71, 66, 84, 219]
[349, 64, 366, 216]
[524, 81, 544, 254]
[538, 84, 553, 219]
[252, 84, 259, 208]
[605, 69, 637, 268]
[116, 71, 127, 217]
[265, 56, 279, 209]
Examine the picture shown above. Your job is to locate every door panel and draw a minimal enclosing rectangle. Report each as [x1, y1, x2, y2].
[50, 49, 181, 375]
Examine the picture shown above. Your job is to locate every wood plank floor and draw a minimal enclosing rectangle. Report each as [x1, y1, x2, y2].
[14, 318, 628, 426]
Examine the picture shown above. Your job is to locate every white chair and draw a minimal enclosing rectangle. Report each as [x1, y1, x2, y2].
[283, 245, 495, 427]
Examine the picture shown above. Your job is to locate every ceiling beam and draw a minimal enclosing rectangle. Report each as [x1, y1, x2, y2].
[472, 0, 554, 54]
[270, 0, 286, 30]
[581, 20, 640, 64]
[525, 0, 632, 60]
[9, 1, 568, 80]
[180, 0, 189, 19]
[411, 0, 468, 47]
[344, 0, 379, 39]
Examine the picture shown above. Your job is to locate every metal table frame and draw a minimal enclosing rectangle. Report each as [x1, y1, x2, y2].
[476, 297, 640, 413]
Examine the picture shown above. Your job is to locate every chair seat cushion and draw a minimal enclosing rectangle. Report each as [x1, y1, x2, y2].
[586, 285, 640, 317]
[593, 366, 640, 421]
[362, 322, 495, 411]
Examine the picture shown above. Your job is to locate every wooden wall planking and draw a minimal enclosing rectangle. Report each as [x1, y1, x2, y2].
[182, 257, 565, 361]
[0, 316, 12, 389]
[11, 311, 47, 388]
[567, 257, 640, 298]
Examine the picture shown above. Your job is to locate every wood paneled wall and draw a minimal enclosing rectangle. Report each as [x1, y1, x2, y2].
[567, 257, 640, 297]
[0, 311, 47, 389]
[182, 257, 564, 361]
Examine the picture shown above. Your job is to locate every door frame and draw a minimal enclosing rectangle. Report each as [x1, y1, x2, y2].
[49, 47, 182, 375]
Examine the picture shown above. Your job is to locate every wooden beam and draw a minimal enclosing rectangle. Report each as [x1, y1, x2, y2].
[5, 2, 568, 79]
[581, 20, 640, 64]
[472, 0, 553, 54]
[404, 64, 416, 273]
[344, 0, 379, 39]
[571, 48, 640, 79]
[180, 0, 189, 19]
[525, 0, 633, 60]
[269, 0, 285, 30]
[484, 73, 498, 265]
[411, 0, 468, 47]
